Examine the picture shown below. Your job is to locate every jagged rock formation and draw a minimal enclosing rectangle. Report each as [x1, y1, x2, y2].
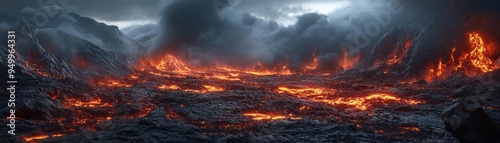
[442, 98, 500, 143]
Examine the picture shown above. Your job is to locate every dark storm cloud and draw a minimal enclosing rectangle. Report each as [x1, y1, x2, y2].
[0, 0, 160, 21]
[151, 0, 410, 71]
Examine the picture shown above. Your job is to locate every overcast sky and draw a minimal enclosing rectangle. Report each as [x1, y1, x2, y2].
[0, 0, 354, 28]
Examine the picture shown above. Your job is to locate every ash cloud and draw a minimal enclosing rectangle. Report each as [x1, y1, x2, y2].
[152, 0, 408, 71]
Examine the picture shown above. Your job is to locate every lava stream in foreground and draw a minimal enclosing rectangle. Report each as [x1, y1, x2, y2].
[19, 54, 437, 143]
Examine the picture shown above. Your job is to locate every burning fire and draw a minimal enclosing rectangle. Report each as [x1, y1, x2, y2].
[339, 48, 361, 71]
[468, 32, 496, 73]
[387, 40, 412, 65]
[154, 54, 191, 73]
[425, 32, 498, 81]
[304, 52, 319, 71]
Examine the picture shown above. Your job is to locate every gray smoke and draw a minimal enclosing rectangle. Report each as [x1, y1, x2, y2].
[152, 0, 409, 71]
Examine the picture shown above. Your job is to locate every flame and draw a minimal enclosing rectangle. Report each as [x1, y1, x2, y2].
[468, 32, 496, 73]
[387, 40, 412, 65]
[305, 52, 319, 70]
[154, 54, 191, 73]
[425, 32, 497, 81]
[339, 48, 360, 70]
[425, 59, 447, 81]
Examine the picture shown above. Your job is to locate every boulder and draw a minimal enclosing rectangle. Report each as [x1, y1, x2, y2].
[442, 98, 500, 143]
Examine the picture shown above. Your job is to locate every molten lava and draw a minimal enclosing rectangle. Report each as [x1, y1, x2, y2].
[154, 54, 191, 73]
[244, 112, 302, 121]
[97, 79, 133, 88]
[184, 85, 225, 93]
[277, 86, 335, 98]
[24, 134, 64, 142]
[425, 32, 498, 81]
[158, 84, 181, 90]
[387, 40, 412, 65]
[278, 90, 421, 110]
[62, 96, 112, 111]
[468, 32, 496, 73]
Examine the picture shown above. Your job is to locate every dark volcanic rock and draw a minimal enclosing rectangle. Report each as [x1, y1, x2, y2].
[442, 98, 500, 143]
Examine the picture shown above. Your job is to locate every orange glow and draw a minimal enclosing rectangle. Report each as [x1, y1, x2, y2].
[154, 54, 191, 73]
[319, 93, 421, 110]
[148, 54, 295, 79]
[205, 73, 241, 81]
[214, 63, 293, 76]
[402, 126, 421, 132]
[24, 134, 63, 142]
[203, 85, 224, 92]
[130, 75, 139, 79]
[277, 86, 335, 98]
[387, 40, 412, 65]
[425, 32, 497, 81]
[72, 54, 88, 68]
[468, 32, 496, 73]
[244, 112, 302, 121]
[279, 90, 421, 110]
[339, 48, 360, 70]
[184, 85, 225, 93]
[425, 59, 447, 81]
[158, 84, 181, 90]
[97, 80, 133, 88]
[65, 98, 112, 108]
[244, 69, 292, 76]
[24, 58, 65, 79]
[305, 53, 319, 70]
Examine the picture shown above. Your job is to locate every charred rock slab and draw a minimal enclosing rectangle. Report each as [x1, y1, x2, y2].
[442, 98, 500, 143]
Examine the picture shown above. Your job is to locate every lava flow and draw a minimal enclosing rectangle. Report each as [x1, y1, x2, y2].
[425, 32, 498, 81]
[244, 112, 302, 121]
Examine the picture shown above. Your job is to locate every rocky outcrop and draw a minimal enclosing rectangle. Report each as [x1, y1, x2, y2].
[442, 98, 500, 143]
